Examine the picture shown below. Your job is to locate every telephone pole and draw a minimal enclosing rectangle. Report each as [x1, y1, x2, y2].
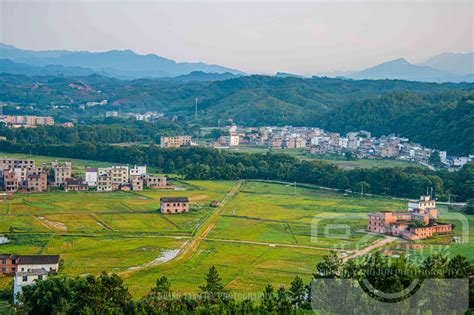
[195, 98, 198, 119]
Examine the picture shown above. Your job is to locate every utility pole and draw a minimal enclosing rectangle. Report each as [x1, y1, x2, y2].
[195, 98, 198, 119]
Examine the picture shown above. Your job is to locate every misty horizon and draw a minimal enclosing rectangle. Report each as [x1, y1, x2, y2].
[1, 1, 472, 75]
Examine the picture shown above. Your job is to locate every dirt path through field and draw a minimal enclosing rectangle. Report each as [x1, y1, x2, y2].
[202, 237, 352, 252]
[343, 235, 398, 262]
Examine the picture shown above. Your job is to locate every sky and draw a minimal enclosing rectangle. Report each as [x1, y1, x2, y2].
[0, 0, 472, 75]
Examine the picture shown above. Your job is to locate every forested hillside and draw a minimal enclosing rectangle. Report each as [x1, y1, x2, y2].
[0, 74, 472, 154]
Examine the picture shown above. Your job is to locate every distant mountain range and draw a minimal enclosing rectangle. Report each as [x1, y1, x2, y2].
[0, 43, 244, 79]
[322, 53, 473, 83]
[1, 43, 472, 82]
[419, 52, 474, 76]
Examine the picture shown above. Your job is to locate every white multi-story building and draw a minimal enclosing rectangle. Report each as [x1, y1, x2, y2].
[85, 168, 98, 187]
[130, 165, 147, 177]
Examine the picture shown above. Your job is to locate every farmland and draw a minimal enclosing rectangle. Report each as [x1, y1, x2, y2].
[221, 144, 422, 170]
[0, 153, 472, 301]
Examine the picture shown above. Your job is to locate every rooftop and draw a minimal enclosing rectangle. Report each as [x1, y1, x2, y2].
[18, 255, 60, 265]
[160, 197, 189, 203]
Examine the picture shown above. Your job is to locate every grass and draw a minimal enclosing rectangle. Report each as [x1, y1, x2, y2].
[123, 241, 328, 297]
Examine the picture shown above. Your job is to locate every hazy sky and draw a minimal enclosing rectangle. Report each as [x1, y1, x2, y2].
[0, 0, 472, 75]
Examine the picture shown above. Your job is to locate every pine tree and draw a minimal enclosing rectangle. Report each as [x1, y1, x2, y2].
[288, 276, 305, 309]
[199, 265, 228, 304]
[260, 284, 275, 313]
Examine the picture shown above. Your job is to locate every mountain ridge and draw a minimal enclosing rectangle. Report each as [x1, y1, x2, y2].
[0, 43, 244, 79]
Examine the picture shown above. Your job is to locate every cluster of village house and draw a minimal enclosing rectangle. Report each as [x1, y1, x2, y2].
[367, 196, 452, 240]
[0, 158, 169, 193]
[0, 254, 60, 303]
[206, 126, 472, 169]
[0, 114, 74, 128]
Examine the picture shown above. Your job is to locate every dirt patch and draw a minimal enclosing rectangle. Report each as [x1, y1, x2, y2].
[188, 195, 208, 201]
[36, 216, 67, 231]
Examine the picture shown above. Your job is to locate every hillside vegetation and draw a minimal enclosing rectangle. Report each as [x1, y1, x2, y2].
[0, 74, 473, 155]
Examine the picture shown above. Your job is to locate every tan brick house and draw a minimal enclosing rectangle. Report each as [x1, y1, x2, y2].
[160, 197, 189, 214]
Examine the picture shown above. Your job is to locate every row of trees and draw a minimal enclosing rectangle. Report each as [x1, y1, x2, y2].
[16, 253, 473, 314]
[0, 118, 196, 145]
[0, 141, 472, 201]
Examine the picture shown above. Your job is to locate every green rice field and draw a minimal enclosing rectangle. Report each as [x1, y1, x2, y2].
[0, 154, 471, 302]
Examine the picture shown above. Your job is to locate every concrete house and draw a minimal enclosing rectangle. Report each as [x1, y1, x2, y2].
[14, 269, 49, 304]
[0, 254, 18, 275]
[130, 165, 147, 177]
[367, 196, 452, 240]
[85, 168, 98, 186]
[143, 175, 167, 188]
[160, 197, 189, 214]
[52, 161, 72, 186]
[64, 178, 88, 192]
[16, 255, 60, 273]
[97, 172, 113, 192]
[160, 136, 192, 148]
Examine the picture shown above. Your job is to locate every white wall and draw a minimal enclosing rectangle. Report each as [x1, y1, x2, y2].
[17, 263, 58, 273]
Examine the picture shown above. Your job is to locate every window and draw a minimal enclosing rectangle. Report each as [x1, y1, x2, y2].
[38, 275, 43, 280]
[1, 268, 5, 272]
[22, 276, 28, 281]
[1, 259, 5, 264]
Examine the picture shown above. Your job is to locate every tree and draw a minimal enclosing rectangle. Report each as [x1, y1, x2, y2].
[199, 265, 228, 304]
[464, 198, 474, 215]
[344, 151, 355, 160]
[260, 284, 275, 313]
[288, 276, 306, 309]
[275, 287, 293, 314]
[429, 151, 443, 168]
[447, 255, 472, 278]
[315, 252, 343, 278]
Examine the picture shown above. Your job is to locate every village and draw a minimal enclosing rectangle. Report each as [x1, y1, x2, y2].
[0, 158, 172, 193]
[202, 125, 473, 170]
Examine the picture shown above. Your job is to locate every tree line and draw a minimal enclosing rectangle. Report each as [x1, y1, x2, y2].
[0, 118, 195, 145]
[0, 141, 473, 202]
[11, 252, 473, 314]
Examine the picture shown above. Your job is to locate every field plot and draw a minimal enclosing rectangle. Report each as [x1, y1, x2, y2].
[124, 241, 328, 297]
[211, 181, 401, 249]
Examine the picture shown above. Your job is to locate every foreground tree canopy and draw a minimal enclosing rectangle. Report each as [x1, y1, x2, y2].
[14, 253, 473, 314]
